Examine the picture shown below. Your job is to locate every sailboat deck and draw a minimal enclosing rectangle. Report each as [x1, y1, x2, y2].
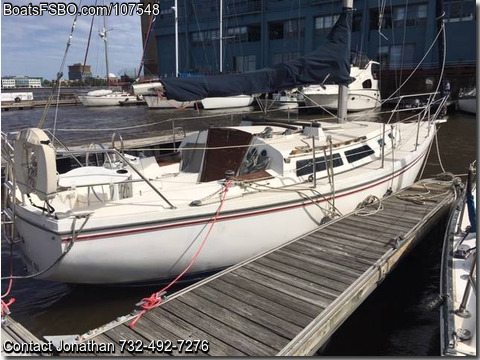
[69, 178, 456, 356]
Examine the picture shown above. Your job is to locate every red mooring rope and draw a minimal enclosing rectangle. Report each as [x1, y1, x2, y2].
[1, 244, 16, 317]
[129, 180, 232, 328]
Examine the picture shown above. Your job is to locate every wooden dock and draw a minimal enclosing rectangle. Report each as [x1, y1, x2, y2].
[1, 99, 81, 111]
[1, 315, 49, 356]
[29, 178, 461, 356]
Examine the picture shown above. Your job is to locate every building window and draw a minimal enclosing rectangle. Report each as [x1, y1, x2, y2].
[227, 26, 248, 42]
[284, 18, 305, 39]
[352, 13, 362, 32]
[444, 0, 475, 22]
[227, 24, 261, 42]
[315, 14, 340, 35]
[272, 52, 301, 65]
[393, 4, 427, 27]
[269, 22, 284, 40]
[233, 55, 256, 72]
[378, 44, 415, 69]
[192, 29, 220, 47]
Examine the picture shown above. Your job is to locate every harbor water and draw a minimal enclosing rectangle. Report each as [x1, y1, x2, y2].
[1, 94, 476, 355]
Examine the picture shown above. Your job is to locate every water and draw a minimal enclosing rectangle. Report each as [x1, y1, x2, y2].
[1, 99, 476, 354]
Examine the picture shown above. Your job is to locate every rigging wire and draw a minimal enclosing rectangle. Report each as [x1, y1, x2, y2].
[82, 0, 98, 79]
[37, 0, 83, 129]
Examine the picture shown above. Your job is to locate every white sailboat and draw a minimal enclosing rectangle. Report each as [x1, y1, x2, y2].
[2, 1, 446, 285]
[457, 88, 476, 114]
[303, 57, 381, 112]
[440, 163, 476, 356]
[78, 6, 137, 107]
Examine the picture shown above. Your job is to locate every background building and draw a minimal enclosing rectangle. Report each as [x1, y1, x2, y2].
[1, 76, 43, 88]
[68, 63, 92, 81]
[146, 0, 475, 96]
[140, 0, 160, 77]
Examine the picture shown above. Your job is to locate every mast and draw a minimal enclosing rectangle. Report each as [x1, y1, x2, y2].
[337, 0, 353, 123]
[436, 0, 445, 98]
[102, 0, 109, 87]
[219, 0, 223, 73]
[174, 0, 179, 77]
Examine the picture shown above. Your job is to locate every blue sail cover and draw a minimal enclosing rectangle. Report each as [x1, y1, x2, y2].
[160, 9, 352, 101]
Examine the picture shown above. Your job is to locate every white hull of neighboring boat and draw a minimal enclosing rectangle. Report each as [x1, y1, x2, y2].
[305, 89, 381, 111]
[12, 120, 435, 284]
[457, 98, 476, 114]
[144, 95, 194, 109]
[440, 184, 476, 356]
[201, 95, 254, 109]
[79, 94, 139, 107]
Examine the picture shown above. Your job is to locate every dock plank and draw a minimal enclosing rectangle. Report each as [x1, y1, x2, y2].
[256, 256, 350, 293]
[145, 307, 245, 356]
[193, 285, 302, 339]
[161, 300, 276, 356]
[208, 278, 313, 327]
[75, 179, 456, 357]
[220, 273, 324, 318]
[177, 292, 289, 351]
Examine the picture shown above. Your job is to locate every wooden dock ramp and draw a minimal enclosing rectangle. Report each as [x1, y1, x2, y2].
[69, 178, 457, 356]
[1, 315, 49, 356]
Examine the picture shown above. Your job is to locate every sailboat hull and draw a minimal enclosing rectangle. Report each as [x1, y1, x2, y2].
[457, 98, 476, 114]
[201, 95, 254, 109]
[144, 95, 194, 109]
[14, 124, 432, 284]
[79, 94, 139, 107]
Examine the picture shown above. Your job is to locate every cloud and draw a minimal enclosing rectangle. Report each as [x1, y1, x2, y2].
[1, 0, 143, 79]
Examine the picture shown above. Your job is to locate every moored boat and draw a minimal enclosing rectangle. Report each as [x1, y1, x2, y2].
[78, 90, 140, 107]
[440, 163, 476, 356]
[457, 88, 476, 114]
[303, 55, 381, 112]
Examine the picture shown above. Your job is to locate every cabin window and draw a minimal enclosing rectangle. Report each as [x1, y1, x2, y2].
[181, 142, 205, 173]
[345, 145, 375, 163]
[362, 79, 372, 89]
[296, 154, 343, 177]
[238, 148, 271, 175]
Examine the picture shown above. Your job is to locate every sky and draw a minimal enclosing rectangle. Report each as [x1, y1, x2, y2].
[1, 0, 144, 80]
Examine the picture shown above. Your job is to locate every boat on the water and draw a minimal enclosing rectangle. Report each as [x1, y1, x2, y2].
[1, 5, 447, 285]
[78, 89, 140, 107]
[303, 55, 381, 112]
[3, 110, 443, 284]
[200, 95, 254, 109]
[457, 88, 476, 114]
[440, 163, 476, 356]
[144, 94, 194, 109]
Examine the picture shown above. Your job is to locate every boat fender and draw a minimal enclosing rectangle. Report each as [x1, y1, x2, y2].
[13, 128, 57, 201]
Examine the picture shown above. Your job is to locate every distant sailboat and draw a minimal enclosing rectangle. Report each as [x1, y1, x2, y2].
[78, 3, 138, 107]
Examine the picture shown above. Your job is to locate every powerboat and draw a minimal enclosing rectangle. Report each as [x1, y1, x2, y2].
[303, 55, 381, 112]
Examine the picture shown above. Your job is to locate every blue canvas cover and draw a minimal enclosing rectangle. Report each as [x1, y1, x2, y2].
[160, 9, 352, 101]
